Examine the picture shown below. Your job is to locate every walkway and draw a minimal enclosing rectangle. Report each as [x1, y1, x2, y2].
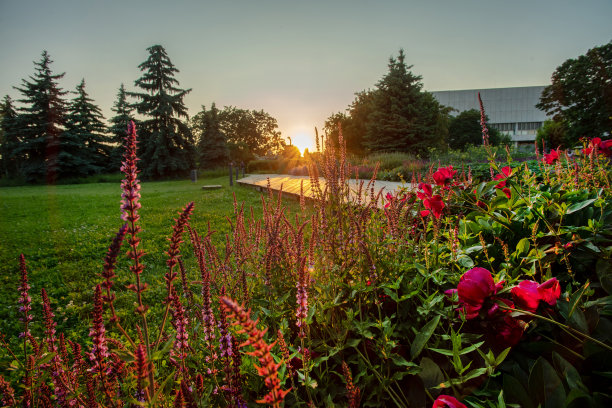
[237, 174, 414, 207]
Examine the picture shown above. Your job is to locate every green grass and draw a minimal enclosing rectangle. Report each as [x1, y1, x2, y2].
[0, 175, 297, 341]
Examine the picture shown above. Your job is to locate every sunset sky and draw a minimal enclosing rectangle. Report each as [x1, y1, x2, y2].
[1, 0, 610, 153]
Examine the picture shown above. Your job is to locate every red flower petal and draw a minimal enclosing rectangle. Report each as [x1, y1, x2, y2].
[537, 278, 561, 306]
[511, 280, 541, 312]
[433, 394, 468, 408]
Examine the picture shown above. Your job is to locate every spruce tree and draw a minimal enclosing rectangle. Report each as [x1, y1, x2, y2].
[13, 51, 68, 182]
[108, 84, 134, 172]
[0, 95, 22, 178]
[130, 45, 195, 178]
[63, 79, 109, 176]
[364, 50, 447, 155]
[193, 103, 228, 169]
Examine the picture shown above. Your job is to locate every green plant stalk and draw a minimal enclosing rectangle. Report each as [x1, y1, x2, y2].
[504, 306, 612, 352]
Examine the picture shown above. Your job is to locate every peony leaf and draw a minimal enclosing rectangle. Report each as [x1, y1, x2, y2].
[410, 315, 440, 359]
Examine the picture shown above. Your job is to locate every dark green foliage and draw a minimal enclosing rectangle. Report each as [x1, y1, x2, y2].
[130, 45, 195, 178]
[108, 84, 134, 171]
[365, 50, 448, 155]
[536, 119, 569, 150]
[13, 51, 68, 183]
[326, 51, 448, 157]
[218, 106, 284, 157]
[537, 41, 612, 143]
[192, 103, 228, 169]
[0, 95, 22, 178]
[448, 109, 506, 150]
[62, 79, 110, 177]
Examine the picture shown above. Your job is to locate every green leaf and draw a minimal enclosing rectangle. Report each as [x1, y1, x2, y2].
[596, 258, 612, 294]
[503, 374, 533, 408]
[566, 199, 596, 214]
[418, 357, 443, 389]
[529, 357, 566, 408]
[516, 238, 530, 255]
[36, 352, 57, 366]
[410, 315, 440, 359]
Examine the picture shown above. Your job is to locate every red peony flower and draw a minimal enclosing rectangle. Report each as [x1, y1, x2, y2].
[493, 315, 525, 347]
[456, 267, 502, 319]
[511, 278, 561, 312]
[417, 183, 433, 200]
[544, 149, 560, 164]
[493, 166, 512, 188]
[537, 278, 561, 306]
[433, 395, 467, 408]
[433, 166, 457, 187]
[423, 195, 445, 219]
[599, 139, 612, 157]
[510, 280, 540, 312]
[417, 183, 445, 219]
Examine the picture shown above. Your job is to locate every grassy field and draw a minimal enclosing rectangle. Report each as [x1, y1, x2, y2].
[0, 175, 297, 341]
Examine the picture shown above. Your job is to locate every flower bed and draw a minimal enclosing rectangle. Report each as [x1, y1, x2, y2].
[0, 123, 611, 407]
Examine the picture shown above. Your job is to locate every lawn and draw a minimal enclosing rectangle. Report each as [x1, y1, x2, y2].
[0, 175, 294, 341]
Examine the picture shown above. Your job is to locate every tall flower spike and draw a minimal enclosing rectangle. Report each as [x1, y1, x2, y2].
[342, 361, 361, 408]
[18, 254, 33, 337]
[88, 285, 110, 375]
[134, 343, 148, 403]
[169, 295, 190, 375]
[121, 121, 147, 300]
[165, 202, 195, 303]
[477, 92, 490, 146]
[220, 296, 290, 408]
[101, 224, 127, 315]
[296, 264, 310, 338]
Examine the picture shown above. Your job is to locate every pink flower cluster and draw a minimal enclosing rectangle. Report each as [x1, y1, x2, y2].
[446, 267, 561, 347]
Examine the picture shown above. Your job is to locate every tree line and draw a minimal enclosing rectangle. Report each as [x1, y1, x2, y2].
[0, 45, 285, 182]
[322, 49, 509, 157]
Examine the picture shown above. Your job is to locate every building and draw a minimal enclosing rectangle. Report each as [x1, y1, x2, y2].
[431, 86, 550, 145]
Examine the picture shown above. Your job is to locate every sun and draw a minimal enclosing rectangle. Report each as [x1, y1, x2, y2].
[287, 128, 316, 155]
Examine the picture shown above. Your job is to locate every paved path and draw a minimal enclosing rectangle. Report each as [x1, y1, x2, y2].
[237, 174, 414, 207]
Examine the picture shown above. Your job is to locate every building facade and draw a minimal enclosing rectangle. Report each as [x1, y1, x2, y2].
[431, 86, 550, 145]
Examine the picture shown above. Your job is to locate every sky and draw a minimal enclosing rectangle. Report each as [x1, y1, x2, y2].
[1, 0, 610, 153]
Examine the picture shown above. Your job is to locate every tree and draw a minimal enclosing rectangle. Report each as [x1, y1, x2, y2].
[13, 51, 68, 183]
[448, 109, 506, 150]
[536, 119, 568, 151]
[324, 90, 376, 155]
[192, 103, 228, 168]
[364, 50, 448, 155]
[108, 84, 134, 172]
[0, 95, 22, 178]
[130, 45, 195, 178]
[62, 79, 110, 177]
[217, 107, 284, 157]
[537, 42, 612, 143]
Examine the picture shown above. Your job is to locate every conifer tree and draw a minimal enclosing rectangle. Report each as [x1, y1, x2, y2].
[192, 103, 228, 169]
[0, 95, 22, 178]
[108, 84, 134, 172]
[13, 51, 68, 182]
[63, 79, 109, 176]
[364, 49, 448, 155]
[130, 45, 195, 178]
